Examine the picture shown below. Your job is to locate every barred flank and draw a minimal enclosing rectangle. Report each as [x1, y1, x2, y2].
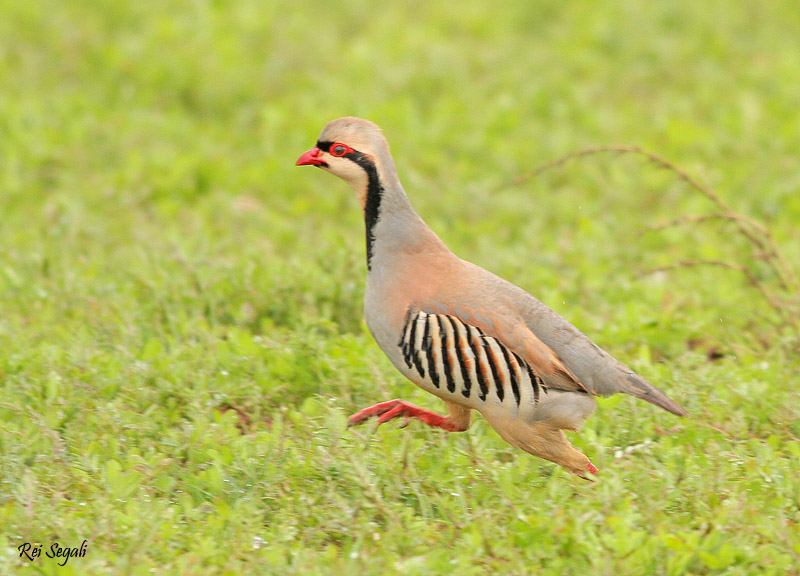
[398, 309, 547, 406]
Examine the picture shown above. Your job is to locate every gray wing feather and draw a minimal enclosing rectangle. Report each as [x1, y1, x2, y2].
[516, 293, 687, 416]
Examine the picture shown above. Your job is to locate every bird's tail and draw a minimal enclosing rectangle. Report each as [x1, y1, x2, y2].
[624, 373, 687, 417]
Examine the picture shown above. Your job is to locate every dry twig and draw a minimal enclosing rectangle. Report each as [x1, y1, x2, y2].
[505, 146, 800, 341]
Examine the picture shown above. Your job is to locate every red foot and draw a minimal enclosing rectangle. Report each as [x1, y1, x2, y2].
[348, 399, 461, 432]
[587, 461, 599, 475]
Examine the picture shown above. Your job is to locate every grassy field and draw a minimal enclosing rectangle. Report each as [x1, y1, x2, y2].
[1, 0, 799, 574]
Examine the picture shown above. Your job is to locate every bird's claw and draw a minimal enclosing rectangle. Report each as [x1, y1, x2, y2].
[347, 400, 402, 428]
[346, 399, 450, 430]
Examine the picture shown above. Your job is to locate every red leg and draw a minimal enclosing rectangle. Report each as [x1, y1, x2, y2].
[348, 399, 465, 432]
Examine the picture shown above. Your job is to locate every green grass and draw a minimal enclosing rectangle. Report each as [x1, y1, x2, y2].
[1, 0, 799, 574]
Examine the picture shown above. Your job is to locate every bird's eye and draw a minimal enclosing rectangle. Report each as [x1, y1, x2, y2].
[330, 143, 352, 157]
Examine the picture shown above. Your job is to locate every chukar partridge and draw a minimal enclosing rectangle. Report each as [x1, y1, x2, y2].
[297, 117, 686, 479]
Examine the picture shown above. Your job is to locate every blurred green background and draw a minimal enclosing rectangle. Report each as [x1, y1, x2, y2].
[1, 1, 799, 574]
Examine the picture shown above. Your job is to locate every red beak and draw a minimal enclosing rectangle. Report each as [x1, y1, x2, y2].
[296, 147, 327, 167]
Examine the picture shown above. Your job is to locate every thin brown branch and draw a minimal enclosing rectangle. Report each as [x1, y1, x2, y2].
[507, 146, 799, 291]
[506, 145, 729, 209]
[503, 146, 623, 189]
[646, 212, 766, 239]
[640, 259, 788, 320]
[648, 214, 797, 291]
[642, 212, 797, 291]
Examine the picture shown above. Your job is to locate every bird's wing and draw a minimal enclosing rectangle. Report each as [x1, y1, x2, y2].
[405, 301, 591, 397]
[433, 259, 687, 417]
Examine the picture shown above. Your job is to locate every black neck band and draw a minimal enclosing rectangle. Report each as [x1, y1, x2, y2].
[318, 141, 383, 270]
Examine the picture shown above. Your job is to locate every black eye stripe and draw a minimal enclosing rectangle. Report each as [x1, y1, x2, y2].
[317, 141, 358, 157]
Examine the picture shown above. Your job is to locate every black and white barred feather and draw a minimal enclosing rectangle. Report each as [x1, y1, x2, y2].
[398, 310, 546, 406]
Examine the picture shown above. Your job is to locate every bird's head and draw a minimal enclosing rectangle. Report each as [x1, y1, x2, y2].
[296, 117, 399, 206]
